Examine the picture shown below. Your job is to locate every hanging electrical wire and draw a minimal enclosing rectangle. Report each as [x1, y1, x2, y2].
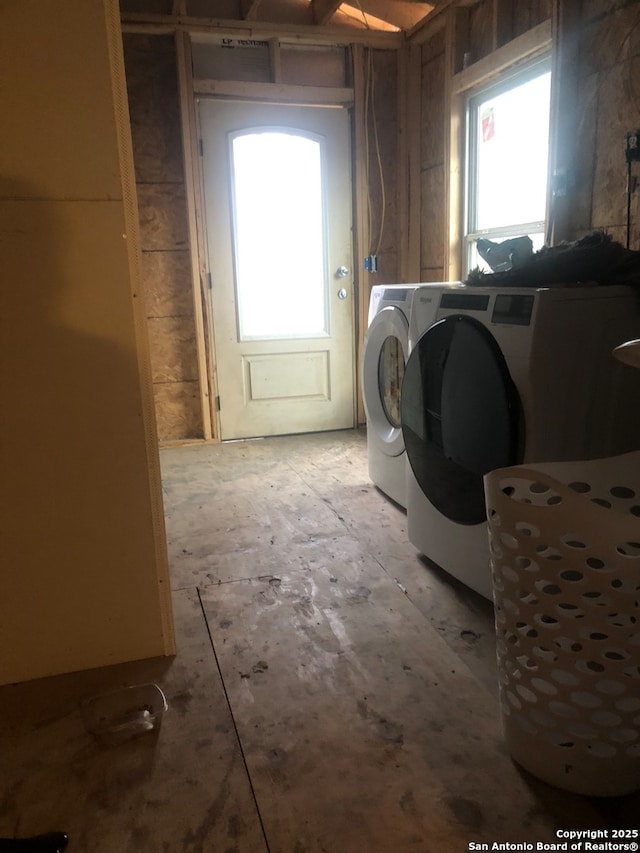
[361, 44, 387, 268]
[363, 47, 372, 255]
[369, 46, 386, 257]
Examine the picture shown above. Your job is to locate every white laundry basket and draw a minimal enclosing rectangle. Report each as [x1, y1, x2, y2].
[483, 451, 640, 796]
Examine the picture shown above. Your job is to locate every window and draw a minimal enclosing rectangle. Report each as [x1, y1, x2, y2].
[463, 57, 552, 276]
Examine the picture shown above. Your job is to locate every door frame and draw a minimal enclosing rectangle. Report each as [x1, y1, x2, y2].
[198, 99, 357, 440]
[175, 32, 372, 442]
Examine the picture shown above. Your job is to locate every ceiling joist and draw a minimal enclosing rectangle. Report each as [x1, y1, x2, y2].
[120, 11, 404, 47]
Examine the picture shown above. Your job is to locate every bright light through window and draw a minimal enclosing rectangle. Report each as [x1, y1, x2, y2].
[465, 59, 552, 275]
[231, 130, 327, 340]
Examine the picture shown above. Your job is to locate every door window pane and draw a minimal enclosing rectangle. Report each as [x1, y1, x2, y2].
[230, 130, 327, 340]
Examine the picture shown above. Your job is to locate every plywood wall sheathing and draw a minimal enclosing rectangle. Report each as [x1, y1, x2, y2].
[420, 30, 447, 281]
[580, 4, 640, 248]
[153, 380, 203, 439]
[124, 34, 205, 441]
[467, 1, 494, 67]
[141, 250, 194, 315]
[367, 49, 400, 284]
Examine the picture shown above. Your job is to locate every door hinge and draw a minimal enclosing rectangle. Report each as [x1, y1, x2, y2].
[215, 395, 221, 411]
[198, 138, 204, 157]
[206, 271, 212, 289]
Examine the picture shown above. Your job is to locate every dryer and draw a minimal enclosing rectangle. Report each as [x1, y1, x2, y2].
[401, 283, 640, 599]
[362, 284, 422, 508]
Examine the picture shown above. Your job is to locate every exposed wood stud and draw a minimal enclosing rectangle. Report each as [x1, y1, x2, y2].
[352, 44, 369, 426]
[176, 30, 216, 441]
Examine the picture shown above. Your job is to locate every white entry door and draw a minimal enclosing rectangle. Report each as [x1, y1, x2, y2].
[198, 99, 355, 440]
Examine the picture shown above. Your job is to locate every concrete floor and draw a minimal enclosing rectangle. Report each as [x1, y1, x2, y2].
[0, 429, 637, 851]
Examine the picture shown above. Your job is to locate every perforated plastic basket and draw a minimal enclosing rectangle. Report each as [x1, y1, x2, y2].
[483, 451, 640, 796]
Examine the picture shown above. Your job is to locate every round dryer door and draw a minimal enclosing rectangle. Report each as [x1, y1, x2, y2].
[401, 315, 522, 525]
[362, 305, 408, 455]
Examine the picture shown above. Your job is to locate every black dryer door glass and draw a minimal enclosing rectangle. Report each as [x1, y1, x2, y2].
[401, 315, 521, 525]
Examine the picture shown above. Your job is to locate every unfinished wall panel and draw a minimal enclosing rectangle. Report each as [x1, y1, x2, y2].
[468, 1, 494, 65]
[420, 165, 445, 275]
[421, 23, 446, 62]
[421, 51, 446, 170]
[419, 29, 447, 282]
[280, 45, 349, 87]
[137, 183, 190, 251]
[582, 3, 640, 76]
[124, 34, 185, 183]
[124, 34, 204, 441]
[512, 0, 552, 40]
[556, 1, 640, 248]
[148, 317, 199, 384]
[141, 250, 194, 317]
[565, 72, 599, 235]
[365, 49, 400, 285]
[153, 382, 203, 441]
[591, 61, 640, 233]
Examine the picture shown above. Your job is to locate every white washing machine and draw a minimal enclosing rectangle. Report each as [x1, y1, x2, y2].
[362, 282, 464, 507]
[362, 284, 422, 508]
[401, 283, 640, 599]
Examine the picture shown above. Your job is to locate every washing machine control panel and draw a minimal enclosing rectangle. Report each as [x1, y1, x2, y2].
[491, 293, 534, 325]
[439, 292, 489, 311]
[438, 291, 534, 325]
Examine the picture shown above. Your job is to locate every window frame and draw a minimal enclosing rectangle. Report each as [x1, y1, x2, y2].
[463, 55, 552, 277]
[446, 21, 553, 281]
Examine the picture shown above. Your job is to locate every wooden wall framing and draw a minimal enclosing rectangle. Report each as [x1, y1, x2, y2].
[123, 19, 400, 437]
[122, 1, 640, 441]
[123, 34, 204, 441]
[176, 31, 215, 440]
[408, 0, 553, 282]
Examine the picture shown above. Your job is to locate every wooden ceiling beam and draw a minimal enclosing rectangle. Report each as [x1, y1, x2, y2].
[120, 11, 404, 47]
[312, 0, 343, 26]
